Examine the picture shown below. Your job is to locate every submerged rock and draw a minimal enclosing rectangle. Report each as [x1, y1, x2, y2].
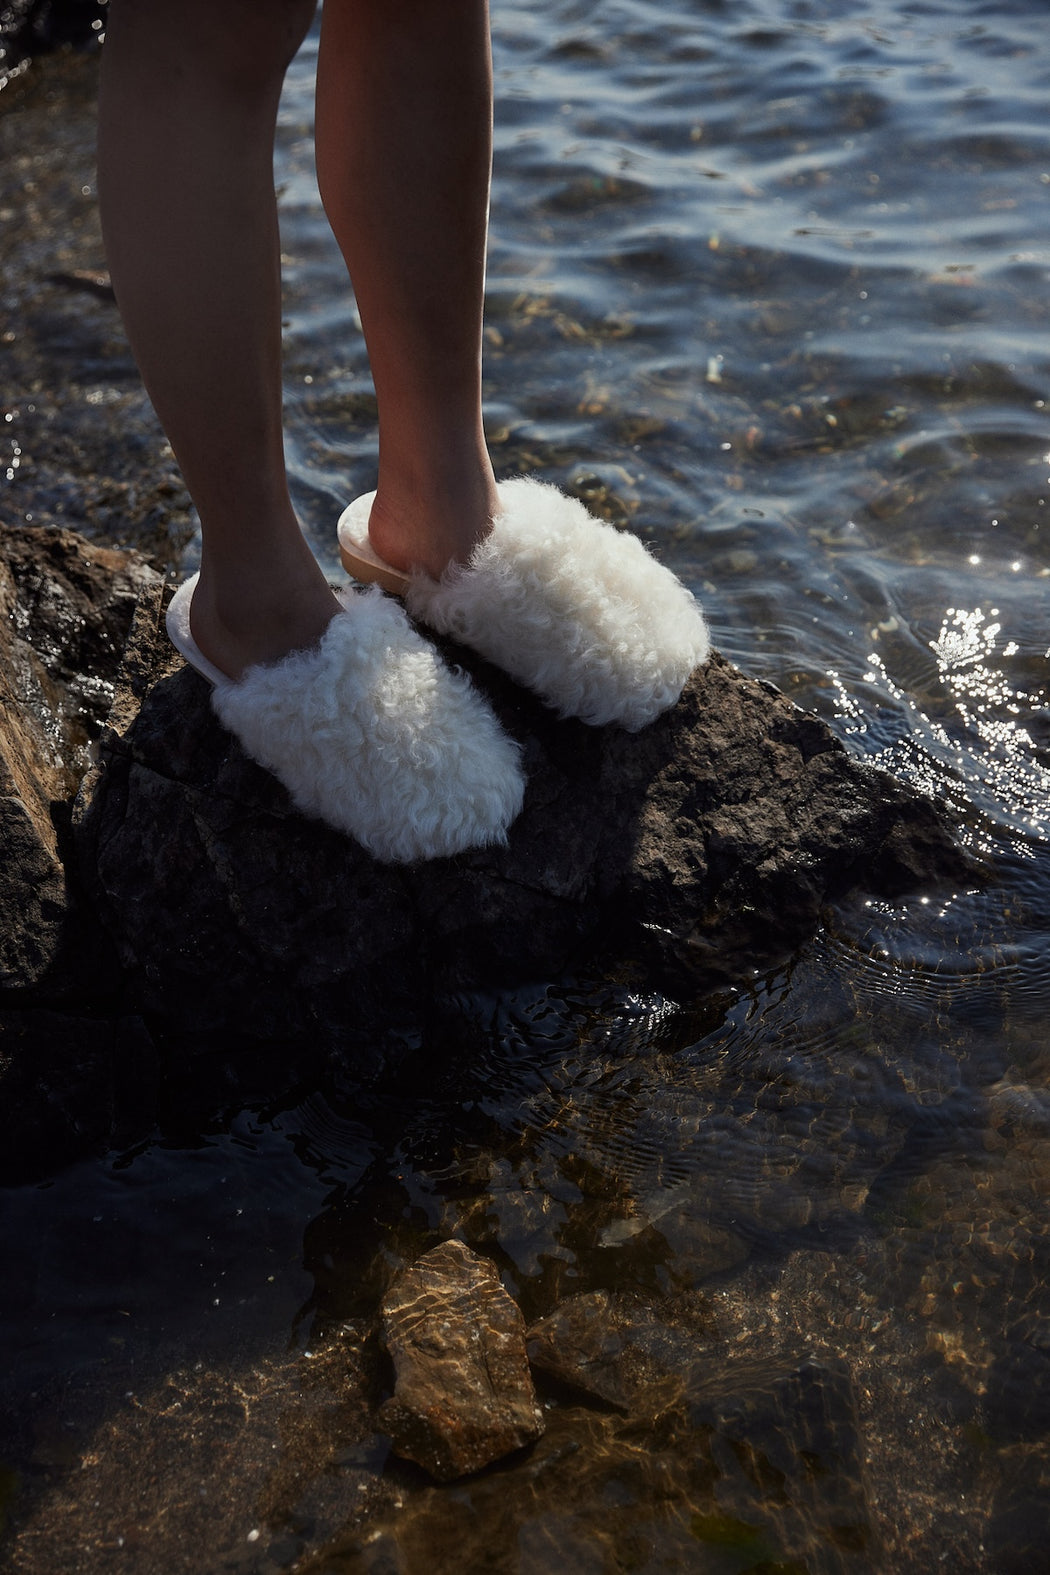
[334, 1329, 877, 1571]
[525, 1293, 876, 1565]
[691, 1352, 874, 1556]
[526, 1289, 708, 1413]
[378, 1239, 544, 1480]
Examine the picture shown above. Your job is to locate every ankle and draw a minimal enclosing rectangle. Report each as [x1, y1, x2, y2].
[190, 558, 343, 680]
[367, 465, 500, 581]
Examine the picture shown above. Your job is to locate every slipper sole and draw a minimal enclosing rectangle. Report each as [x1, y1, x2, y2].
[338, 532, 412, 597]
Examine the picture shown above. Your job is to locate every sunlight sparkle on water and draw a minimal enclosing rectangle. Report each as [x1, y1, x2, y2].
[843, 600, 1050, 850]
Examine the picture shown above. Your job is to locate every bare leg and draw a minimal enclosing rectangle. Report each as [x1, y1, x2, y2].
[316, 0, 499, 582]
[98, 0, 339, 679]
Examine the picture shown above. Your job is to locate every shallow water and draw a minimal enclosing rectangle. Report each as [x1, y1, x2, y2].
[2, 2, 1050, 1570]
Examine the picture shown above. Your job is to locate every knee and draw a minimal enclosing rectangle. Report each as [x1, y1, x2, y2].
[217, 0, 318, 92]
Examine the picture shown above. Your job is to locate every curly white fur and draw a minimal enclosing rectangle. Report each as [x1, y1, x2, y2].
[341, 478, 709, 731]
[167, 578, 524, 864]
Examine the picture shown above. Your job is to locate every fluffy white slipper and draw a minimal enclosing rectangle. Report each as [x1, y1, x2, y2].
[337, 478, 710, 731]
[165, 575, 525, 864]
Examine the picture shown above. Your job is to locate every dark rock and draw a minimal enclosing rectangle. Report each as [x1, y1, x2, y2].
[66, 543, 975, 1058]
[0, 524, 160, 1175]
[377, 1239, 544, 1480]
[2, 518, 158, 740]
[598, 1182, 756, 1280]
[0, 521, 158, 992]
[0, 517, 976, 1162]
[1, 550, 74, 991]
[526, 1295, 875, 1560]
[713, 1354, 873, 1557]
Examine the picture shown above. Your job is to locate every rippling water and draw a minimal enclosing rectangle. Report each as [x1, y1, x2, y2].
[2, 2, 1049, 1570]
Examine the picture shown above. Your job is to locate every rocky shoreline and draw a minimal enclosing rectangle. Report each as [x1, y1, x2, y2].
[5, 44, 1046, 1575]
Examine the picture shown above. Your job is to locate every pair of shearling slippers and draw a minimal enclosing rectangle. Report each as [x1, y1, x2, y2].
[166, 480, 710, 864]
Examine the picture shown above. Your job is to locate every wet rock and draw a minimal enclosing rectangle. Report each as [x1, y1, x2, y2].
[0, 518, 976, 1150]
[0, 521, 157, 991]
[1, 542, 74, 989]
[0, 740, 66, 994]
[65, 546, 974, 1059]
[377, 1239, 544, 1480]
[0, 524, 160, 1175]
[707, 1354, 874, 1558]
[597, 1180, 755, 1283]
[1, 518, 157, 742]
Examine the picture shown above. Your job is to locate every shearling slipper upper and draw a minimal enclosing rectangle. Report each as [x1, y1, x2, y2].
[165, 576, 525, 864]
[337, 478, 710, 731]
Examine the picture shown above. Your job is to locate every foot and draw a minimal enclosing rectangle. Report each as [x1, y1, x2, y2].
[189, 553, 343, 681]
